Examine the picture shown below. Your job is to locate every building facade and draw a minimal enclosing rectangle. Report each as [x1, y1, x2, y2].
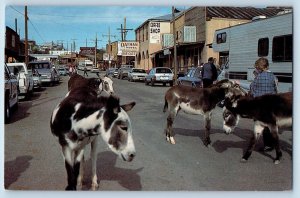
[141, 6, 285, 73]
[135, 14, 174, 70]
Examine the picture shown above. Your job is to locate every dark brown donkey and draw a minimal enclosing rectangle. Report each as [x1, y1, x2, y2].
[223, 92, 292, 164]
[163, 79, 244, 146]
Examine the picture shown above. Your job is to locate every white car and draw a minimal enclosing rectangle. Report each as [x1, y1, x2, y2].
[7, 62, 34, 99]
[145, 67, 174, 87]
[128, 68, 147, 82]
[5, 63, 19, 123]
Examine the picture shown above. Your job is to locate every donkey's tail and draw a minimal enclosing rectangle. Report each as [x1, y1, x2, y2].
[163, 98, 168, 113]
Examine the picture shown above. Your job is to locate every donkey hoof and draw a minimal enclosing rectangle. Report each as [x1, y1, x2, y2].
[166, 136, 176, 144]
[204, 141, 211, 147]
[274, 160, 280, 165]
[77, 183, 83, 190]
[240, 158, 248, 163]
[91, 183, 99, 191]
[170, 137, 176, 144]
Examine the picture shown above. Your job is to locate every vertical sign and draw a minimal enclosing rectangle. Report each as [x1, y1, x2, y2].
[149, 22, 161, 44]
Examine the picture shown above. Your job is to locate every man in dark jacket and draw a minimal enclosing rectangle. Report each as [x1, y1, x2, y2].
[201, 57, 218, 88]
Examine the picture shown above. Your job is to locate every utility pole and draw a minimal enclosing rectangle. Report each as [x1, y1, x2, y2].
[25, 6, 28, 66]
[71, 39, 77, 65]
[117, 17, 133, 64]
[103, 27, 116, 68]
[95, 33, 97, 68]
[172, 6, 178, 82]
[91, 35, 102, 68]
[120, 24, 124, 41]
[57, 40, 64, 49]
[117, 17, 133, 41]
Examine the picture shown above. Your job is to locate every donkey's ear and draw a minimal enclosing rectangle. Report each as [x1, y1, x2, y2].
[121, 102, 136, 112]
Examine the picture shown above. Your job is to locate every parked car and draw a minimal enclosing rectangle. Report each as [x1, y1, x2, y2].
[145, 67, 174, 86]
[120, 64, 134, 68]
[106, 68, 117, 76]
[31, 69, 42, 90]
[113, 68, 119, 78]
[5, 63, 19, 123]
[7, 62, 34, 99]
[58, 67, 68, 76]
[28, 61, 56, 86]
[53, 68, 61, 84]
[118, 67, 132, 79]
[128, 68, 147, 82]
[177, 67, 202, 87]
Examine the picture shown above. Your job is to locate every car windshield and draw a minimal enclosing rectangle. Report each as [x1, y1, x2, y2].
[156, 68, 172, 73]
[7, 65, 25, 73]
[28, 62, 51, 70]
[132, 69, 146, 73]
[121, 65, 134, 68]
[186, 69, 195, 77]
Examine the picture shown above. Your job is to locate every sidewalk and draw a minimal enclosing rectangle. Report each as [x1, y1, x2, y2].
[237, 79, 292, 93]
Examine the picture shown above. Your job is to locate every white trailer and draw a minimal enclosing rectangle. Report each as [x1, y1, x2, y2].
[212, 12, 292, 82]
[78, 59, 94, 71]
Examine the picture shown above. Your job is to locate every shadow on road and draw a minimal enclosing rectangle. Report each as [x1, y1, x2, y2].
[173, 127, 292, 161]
[82, 151, 143, 190]
[4, 155, 33, 189]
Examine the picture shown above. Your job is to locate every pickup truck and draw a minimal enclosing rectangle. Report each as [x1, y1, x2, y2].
[7, 62, 34, 99]
[5, 63, 19, 123]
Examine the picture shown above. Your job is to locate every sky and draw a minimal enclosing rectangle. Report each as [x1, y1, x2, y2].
[5, 6, 178, 50]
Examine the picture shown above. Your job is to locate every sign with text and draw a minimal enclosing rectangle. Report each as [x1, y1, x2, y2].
[80, 47, 95, 56]
[103, 53, 114, 60]
[149, 22, 161, 44]
[118, 41, 139, 56]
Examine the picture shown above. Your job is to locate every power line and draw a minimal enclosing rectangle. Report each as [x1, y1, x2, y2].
[9, 6, 24, 16]
[29, 12, 165, 19]
[9, 6, 46, 43]
[28, 19, 46, 43]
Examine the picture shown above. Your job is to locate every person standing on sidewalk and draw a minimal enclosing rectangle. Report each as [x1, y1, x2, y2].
[201, 57, 218, 88]
[249, 57, 278, 151]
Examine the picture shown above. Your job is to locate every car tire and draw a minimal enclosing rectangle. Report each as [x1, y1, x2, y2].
[170, 82, 173, 87]
[5, 98, 11, 124]
[145, 80, 149, 85]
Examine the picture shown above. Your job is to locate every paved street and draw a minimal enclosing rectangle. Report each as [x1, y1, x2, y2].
[5, 72, 292, 191]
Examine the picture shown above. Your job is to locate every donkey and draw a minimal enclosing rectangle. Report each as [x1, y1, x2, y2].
[50, 87, 136, 190]
[163, 79, 243, 146]
[223, 92, 292, 164]
[68, 73, 114, 95]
